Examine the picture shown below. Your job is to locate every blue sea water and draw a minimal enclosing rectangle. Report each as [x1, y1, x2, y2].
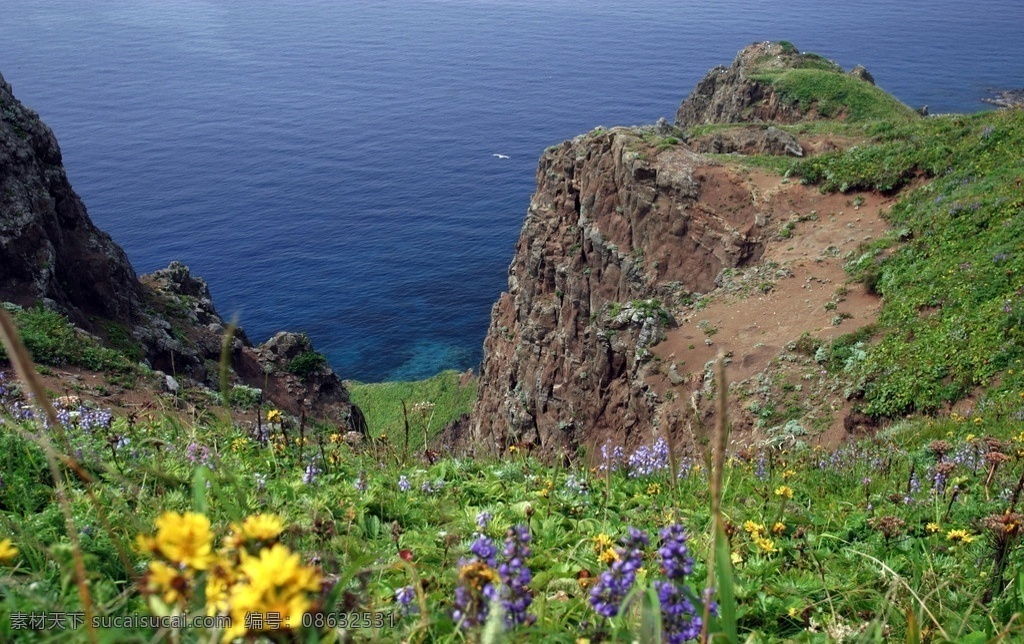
[2, 0, 1022, 381]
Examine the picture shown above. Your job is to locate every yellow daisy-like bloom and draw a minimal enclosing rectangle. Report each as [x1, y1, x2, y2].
[772, 522, 787, 535]
[266, 409, 282, 423]
[225, 544, 321, 640]
[753, 535, 777, 554]
[647, 483, 662, 495]
[241, 514, 285, 543]
[146, 560, 194, 606]
[597, 548, 620, 565]
[151, 511, 216, 570]
[204, 562, 237, 617]
[946, 529, 974, 544]
[593, 533, 614, 553]
[781, 469, 796, 481]
[743, 520, 766, 537]
[0, 538, 18, 563]
[774, 485, 794, 500]
[926, 522, 941, 534]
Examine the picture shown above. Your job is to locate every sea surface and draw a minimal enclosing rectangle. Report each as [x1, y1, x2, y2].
[2, 0, 1022, 381]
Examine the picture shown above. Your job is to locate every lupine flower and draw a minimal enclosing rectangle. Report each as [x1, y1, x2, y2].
[453, 534, 500, 629]
[498, 524, 535, 627]
[589, 527, 648, 617]
[628, 438, 670, 477]
[599, 441, 625, 472]
[395, 585, 417, 614]
[469, 534, 498, 567]
[398, 475, 411, 492]
[476, 511, 493, 529]
[302, 462, 321, 485]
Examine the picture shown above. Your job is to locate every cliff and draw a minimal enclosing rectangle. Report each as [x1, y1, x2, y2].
[0, 73, 142, 327]
[0, 72, 363, 431]
[461, 42, 912, 458]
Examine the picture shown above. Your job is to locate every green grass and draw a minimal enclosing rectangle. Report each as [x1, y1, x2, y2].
[763, 68, 919, 122]
[785, 109, 1024, 417]
[347, 370, 477, 449]
[3, 379, 1024, 642]
[0, 303, 138, 376]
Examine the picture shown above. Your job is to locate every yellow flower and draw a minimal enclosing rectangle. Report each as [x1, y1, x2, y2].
[148, 511, 216, 570]
[458, 560, 498, 591]
[972, 417, 983, 424]
[781, 469, 796, 480]
[926, 522, 941, 534]
[743, 520, 766, 536]
[146, 560, 194, 606]
[946, 529, 974, 544]
[647, 483, 662, 495]
[240, 514, 285, 543]
[0, 538, 18, 563]
[598, 548, 620, 565]
[774, 485, 794, 500]
[508, 445, 519, 453]
[225, 544, 321, 640]
[753, 535, 777, 554]
[730, 551, 744, 565]
[204, 562, 236, 616]
[772, 522, 787, 535]
[593, 533, 614, 553]
[266, 409, 282, 423]
[787, 606, 800, 618]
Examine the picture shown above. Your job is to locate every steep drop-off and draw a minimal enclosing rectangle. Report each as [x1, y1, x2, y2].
[0, 72, 363, 431]
[462, 42, 909, 458]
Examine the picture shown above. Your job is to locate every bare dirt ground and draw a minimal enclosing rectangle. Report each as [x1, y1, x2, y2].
[645, 162, 902, 451]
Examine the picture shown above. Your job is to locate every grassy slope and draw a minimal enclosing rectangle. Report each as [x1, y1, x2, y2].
[347, 370, 477, 450]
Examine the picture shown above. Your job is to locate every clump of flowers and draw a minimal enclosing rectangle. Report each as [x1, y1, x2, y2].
[452, 525, 536, 631]
[628, 437, 670, 478]
[589, 527, 648, 617]
[137, 511, 322, 641]
[654, 524, 709, 643]
[946, 528, 975, 544]
[598, 441, 625, 472]
[498, 524, 535, 627]
[743, 521, 777, 555]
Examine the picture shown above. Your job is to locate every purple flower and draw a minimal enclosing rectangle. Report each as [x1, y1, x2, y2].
[354, 470, 367, 492]
[628, 438, 670, 478]
[590, 527, 648, 617]
[476, 510, 493, 529]
[655, 524, 708, 642]
[302, 462, 321, 484]
[395, 585, 417, 614]
[599, 441, 625, 472]
[398, 475, 411, 492]
[498, 524, 535, 627]
[469, 534, 498, 567]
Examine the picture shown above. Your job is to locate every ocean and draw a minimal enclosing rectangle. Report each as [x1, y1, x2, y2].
[2, 0, 1022, 381]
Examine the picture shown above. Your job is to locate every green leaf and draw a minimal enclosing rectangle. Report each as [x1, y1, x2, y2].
[191, 466, 209, 515]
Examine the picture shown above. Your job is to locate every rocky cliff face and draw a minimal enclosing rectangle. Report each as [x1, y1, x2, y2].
[466, 124, 772, 456]
[0, 72, 142, 328]
[0, 72, 362, 431]
[462, 42, 893, 458]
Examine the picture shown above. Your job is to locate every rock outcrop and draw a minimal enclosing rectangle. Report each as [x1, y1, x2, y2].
[461, 42, 899, 459]
[464, 124, 770, 456]
[0, 72, 142, 328]
[676, 41, 856, 128]
[0, 72, 363, 431]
